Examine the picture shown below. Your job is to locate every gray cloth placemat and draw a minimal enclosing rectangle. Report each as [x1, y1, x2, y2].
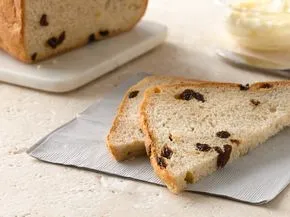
[27, 72, 290, 204]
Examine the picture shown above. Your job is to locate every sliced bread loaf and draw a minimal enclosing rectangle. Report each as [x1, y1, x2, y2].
[0, 0, 147, 63]
[106, 76, 199, 161]
[140, 81, 290, 193]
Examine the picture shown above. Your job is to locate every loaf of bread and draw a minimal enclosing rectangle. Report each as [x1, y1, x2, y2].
[106, 76, 199, 161]
[0, 0, 147, 63]
[140, 81, 290, 193]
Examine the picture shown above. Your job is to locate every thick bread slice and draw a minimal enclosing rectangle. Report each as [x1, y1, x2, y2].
[0, 0, 147, 63]
[140, 81, 290, 193]
[106, 76, 199, 161]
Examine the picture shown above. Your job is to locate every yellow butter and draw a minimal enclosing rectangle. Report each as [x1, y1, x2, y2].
[226, 0, 290, 51]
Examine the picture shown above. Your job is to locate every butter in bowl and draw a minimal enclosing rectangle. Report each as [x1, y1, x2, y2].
[217, 0, 290, 73]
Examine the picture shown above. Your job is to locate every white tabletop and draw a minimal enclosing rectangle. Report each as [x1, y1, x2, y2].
[1, 0, 289, 216]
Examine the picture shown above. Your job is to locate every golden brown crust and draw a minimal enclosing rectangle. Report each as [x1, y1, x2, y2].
[0, 0, 148, 63]
[0, 0, 30, 62]
[140, 80, 290, 193]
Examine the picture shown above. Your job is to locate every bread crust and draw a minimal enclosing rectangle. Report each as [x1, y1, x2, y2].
[0, 0, 148, 63]
[0, 0, 29, 62]
[140, 80, 290, 193]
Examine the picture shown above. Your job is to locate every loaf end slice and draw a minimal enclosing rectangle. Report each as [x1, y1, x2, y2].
[140, 81, 290, 193]
[0, 0, 148, 63]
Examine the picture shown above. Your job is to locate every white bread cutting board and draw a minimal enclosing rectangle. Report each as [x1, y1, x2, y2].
[0, 21, 167, 93]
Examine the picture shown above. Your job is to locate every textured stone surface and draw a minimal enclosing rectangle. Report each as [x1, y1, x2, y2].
[0, 0, 289, 216]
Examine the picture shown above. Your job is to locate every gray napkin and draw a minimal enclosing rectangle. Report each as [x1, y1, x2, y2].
[27, 72, 290, 204]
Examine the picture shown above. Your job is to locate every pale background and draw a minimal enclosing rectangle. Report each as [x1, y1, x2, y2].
[0, 0, 289, 216]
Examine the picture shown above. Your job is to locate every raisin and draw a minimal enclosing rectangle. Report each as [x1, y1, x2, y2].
[156, 156, 167, 169]
[40, 14, 49, 26]
[128, 90, 139, 98]
[99, 30, 109, 37]
[214, 146, 223, 154]
[196, 143, 211, 152]
[179, 89, 205, 102]
[216, 131, 231, 139]
[88, 34, 96, 43]
[169, 134, 173, 141]
[250, 99, 261, 106]
[161, 145, 173, 159]
[58, 31, 66, 44]
[239, 84, 250, 91]
[47, 37, 58, 49]
[47, 31, 66, 49]
[31, 53, 37, 61]
[260, 83, 273, 89]
[214, 145, 232, 168]
[230, 139, 240, 145]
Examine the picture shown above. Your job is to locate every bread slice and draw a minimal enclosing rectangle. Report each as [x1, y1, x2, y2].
[0, 0, 147, 63]
[106, 76, 200, 161]
[140, 81, 290, 193]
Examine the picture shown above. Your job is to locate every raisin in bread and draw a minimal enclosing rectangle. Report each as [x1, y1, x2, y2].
[140, 81, 290, 193]
[0, 0, 147, 63]
[106, 76, 200, 161]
